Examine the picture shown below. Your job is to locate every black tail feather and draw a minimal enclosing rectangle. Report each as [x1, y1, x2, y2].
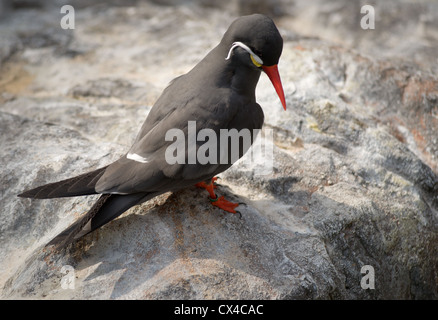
[18, 166, 108, 199]
[46, 193, 149, 249]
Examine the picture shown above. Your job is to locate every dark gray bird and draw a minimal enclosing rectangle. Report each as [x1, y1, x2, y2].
[18, 14, 286, 249]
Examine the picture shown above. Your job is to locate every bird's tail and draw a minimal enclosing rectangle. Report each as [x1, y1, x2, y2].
[18, 166, 109, 199]
[47, 193, 149, 249]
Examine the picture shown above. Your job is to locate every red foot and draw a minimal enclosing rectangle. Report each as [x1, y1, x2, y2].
[195, 177, 240, 214]
[210, 196, 239, 214]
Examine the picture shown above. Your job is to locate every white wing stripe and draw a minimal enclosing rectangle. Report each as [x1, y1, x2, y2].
[127, 152, 149, 163]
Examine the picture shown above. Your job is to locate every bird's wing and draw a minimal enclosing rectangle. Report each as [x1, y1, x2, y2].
[18, 166, 109, 199]
[95, 87, 242, 194]
[134, 75, 185, 139]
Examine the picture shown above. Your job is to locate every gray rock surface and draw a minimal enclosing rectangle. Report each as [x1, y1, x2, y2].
[1, 0, 437, 299]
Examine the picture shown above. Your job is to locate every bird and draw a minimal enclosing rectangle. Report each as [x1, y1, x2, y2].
[18, 13, 286, 249]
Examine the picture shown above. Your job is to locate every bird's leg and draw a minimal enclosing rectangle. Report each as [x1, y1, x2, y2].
[195, 177, 240, 214]
[210, 195, 240, 214]
[194, 178, 217, 198]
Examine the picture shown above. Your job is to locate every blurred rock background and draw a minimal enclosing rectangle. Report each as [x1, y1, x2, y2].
[0, 0, 437, 299]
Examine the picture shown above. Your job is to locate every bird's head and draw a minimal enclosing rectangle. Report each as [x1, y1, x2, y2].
[223, 14, 286, 110]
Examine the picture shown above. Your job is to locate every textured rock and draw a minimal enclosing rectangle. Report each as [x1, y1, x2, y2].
[1, 0, 437, 299]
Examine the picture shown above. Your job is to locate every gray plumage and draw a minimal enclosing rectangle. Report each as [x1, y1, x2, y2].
[18, 14, 285, 249]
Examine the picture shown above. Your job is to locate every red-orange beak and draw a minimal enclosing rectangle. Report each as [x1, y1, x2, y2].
[262, 64, 287, 110]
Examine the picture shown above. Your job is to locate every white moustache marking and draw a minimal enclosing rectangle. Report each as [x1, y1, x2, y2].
[225, 41, 263, 65]
[127, 152, 149, 163]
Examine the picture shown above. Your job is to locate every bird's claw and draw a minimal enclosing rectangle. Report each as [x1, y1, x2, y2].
[198, 177, 241, 217]
[210, 195, 240, 214]
[212, 177, 220, 187]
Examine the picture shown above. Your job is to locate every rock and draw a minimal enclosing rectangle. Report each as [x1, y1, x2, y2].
[282, 0, 438, 74]
[0, 0, 437, 299]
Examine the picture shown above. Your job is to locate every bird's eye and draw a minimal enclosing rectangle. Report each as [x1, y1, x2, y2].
[225, 41, 264, 67]
[250, 54, 262, 68]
